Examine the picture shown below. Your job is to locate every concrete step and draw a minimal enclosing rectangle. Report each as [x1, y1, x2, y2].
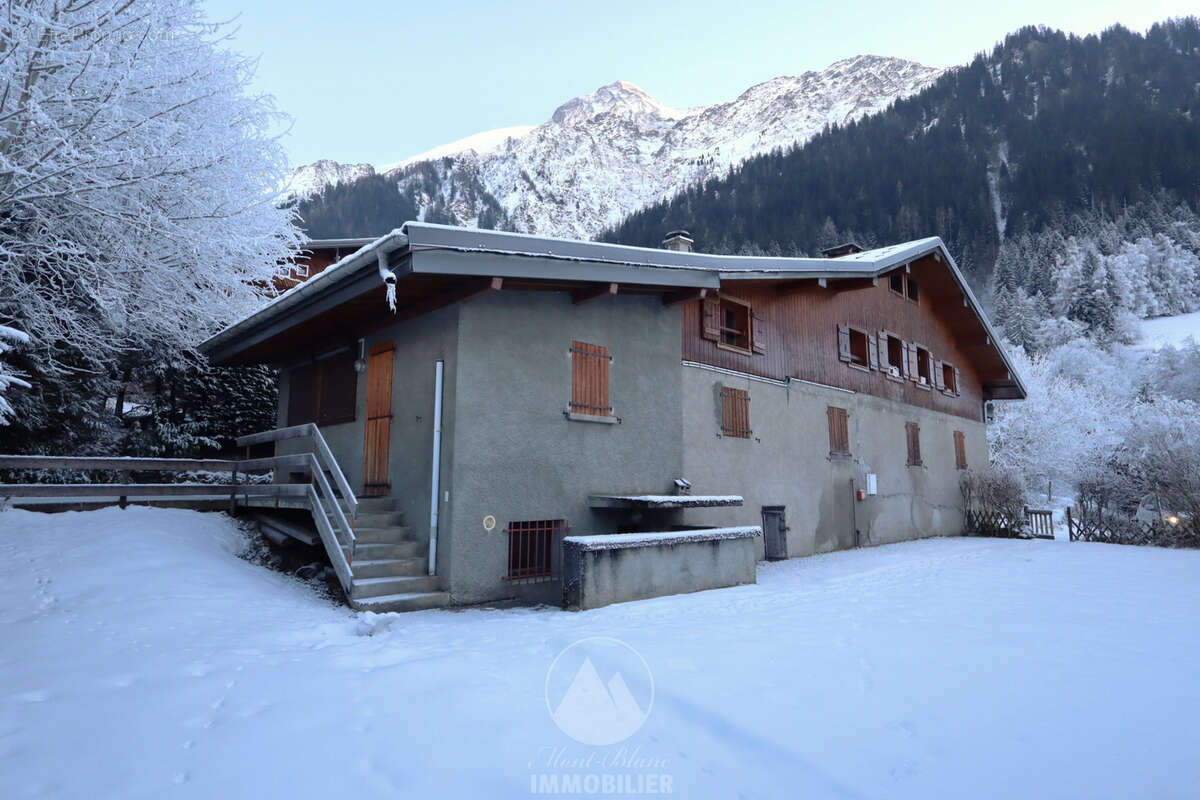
[350, 591, 451, 613]
[350, 557, 427, 579]
[353, 541, 424, 560]
[350, 575, 439, 599]
[352, 525, 415, 544]
[355, 497, 402, 513]
[353, 511, 407, 528]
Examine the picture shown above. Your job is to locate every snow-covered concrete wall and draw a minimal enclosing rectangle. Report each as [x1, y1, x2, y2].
[678, 365, 986, 558]
[562, 527, 760, 610]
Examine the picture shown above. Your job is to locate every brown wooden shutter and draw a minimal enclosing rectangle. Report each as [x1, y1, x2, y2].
[827, 406, 850, 455]
[953, 366, 962, 396]
[905, 342, 918, 381]
[877, 331, 889, 370]
[701, 296, 721, 341]
[318, 352, 357, 425]
[720, 386, 751, 438]
[954, 430, 967, 469]
[570, 341, 612, 416]
[905, 421, 922, 466]
[934, 358, 946, 391]
[287, 363, 318, 426]
[751, 308, 767, 354]
[867, 334, 879, 370]
[837, 324, 852, 362]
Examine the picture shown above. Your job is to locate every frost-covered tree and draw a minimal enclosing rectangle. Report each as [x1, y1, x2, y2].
[0, 325, 31, 425]
[0, 0, 301, 450]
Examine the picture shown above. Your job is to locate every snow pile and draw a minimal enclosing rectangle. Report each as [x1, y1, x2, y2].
[3, 506, 1200, 797]
[0, 325, 30, 425]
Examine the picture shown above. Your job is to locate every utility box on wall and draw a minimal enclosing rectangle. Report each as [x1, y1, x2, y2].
[865, 473, 878, 496]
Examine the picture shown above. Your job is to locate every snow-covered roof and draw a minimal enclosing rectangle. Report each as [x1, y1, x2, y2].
[200, 222, 1026, 399]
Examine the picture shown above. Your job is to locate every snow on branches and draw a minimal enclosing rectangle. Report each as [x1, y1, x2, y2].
[0, 0, 303, 377]
[0, 326, 31, 425]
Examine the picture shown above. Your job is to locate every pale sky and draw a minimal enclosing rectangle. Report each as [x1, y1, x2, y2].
[202, 0, 1198, 168]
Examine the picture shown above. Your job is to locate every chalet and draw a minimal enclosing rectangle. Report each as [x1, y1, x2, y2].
[200, 223, 1025, 611]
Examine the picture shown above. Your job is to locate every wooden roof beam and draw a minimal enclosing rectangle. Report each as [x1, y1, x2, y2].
[573, 282, 618, 305]
[825, 277, 878, 293]
[662, 287, 708, 307]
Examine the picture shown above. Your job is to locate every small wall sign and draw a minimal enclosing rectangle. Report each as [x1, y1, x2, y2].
[482, 514, 496, 532]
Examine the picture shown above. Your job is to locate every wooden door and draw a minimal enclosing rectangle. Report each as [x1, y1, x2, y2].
[362, 343, 394, 497]
[762, 506, 788, 560]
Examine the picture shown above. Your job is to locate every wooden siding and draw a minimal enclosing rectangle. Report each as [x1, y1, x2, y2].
[682, 255, 986, 422]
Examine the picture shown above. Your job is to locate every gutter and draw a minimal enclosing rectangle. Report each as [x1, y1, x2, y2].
[198, 229, 409, 356]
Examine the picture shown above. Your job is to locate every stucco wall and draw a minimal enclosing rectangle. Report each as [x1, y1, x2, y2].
[446, 289, 685, 605]
[275, 306, 461, 584]
[678, 364, 987, 559]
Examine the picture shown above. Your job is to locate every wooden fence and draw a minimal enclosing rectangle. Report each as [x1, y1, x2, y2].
[965, 506, 1056, 540]
[1066, 507, 1198, 548]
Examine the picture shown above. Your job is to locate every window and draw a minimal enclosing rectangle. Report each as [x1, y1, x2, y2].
[505, 519, 567, 581]
[570, 340, 612, 417]
[942, 362, 960, 396]
[889, 271, 905, 295]
[906, 277, 920, 303]
[720, 298, 750, 349]
[721, 386, 751, 438]
[827, 406, 850, 456]
[905, 421, 922, 466]
[888, 271, 919, 303]
[701, 295, 766, 354]
[837, 324, 872, 369]
[287, 352, 357, 427]
[953, 430, 967, 470]
[915, 346, 932, 386]
[883, 332, 905, 377]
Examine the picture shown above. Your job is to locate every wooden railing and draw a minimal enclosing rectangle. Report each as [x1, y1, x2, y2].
[0, 424, 360, 595]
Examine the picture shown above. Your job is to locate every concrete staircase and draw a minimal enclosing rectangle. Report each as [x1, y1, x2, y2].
[341, 497, 450, 613]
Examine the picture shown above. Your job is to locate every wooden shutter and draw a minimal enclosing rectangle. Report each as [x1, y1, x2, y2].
[751, 309, 767, 354]
[318, 351, 357, 425]
[867, 334, 879, 370]
[905, 342, 918, 381]
[570, 341, 612, 416]
[905, 421, 922, 466]
[721, 386, 751, 438]
[877, 332, 889, 370]
[934, 358, 946, 391]
[362, 343, 394, 496]
[953, 366, 962, 396]
[954, 430, 967, 469]
[287, 363, 318, 426]
[701, 296, 721, 341]
[827, 406, 850, 455]
[837, 324, 851, 362]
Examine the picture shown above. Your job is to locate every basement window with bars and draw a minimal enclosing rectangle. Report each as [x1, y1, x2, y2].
[721, 386, 752, 438]
[954, 430, 968, 470]
[504, 519, 568, 582]
[827, 406, 850, 457]
[569, 341, 612, 418]
[905, 421, 923, 467]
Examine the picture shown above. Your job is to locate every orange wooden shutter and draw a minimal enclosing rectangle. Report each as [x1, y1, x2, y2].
[570, 341, 611, 416]
[721, 386, 751, 438]
[701, 296, 721, 341]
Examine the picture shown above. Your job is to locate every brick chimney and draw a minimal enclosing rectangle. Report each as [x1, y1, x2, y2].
[661, 230, 694, 252]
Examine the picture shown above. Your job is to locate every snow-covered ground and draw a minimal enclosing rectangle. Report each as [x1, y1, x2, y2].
[3, 507, 1199, 799]
[1137, 309, 1200, 349]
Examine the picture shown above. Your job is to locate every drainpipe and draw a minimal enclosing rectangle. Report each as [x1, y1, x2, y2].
[377, 252, 398, 312]
[428, 360, 445, 576]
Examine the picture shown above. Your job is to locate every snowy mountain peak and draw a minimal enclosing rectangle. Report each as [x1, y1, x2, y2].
[296, 55, 944, 238]
[551, 80, 690, 125]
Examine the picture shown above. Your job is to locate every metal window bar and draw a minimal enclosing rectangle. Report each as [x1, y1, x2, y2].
[504, 519, 569, 581]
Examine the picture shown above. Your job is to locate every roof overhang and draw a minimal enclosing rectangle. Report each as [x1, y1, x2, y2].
[199, 223, 1026, 399]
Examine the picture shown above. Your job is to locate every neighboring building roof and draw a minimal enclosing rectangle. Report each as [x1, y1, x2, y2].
[200, 222, 1026, 398]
